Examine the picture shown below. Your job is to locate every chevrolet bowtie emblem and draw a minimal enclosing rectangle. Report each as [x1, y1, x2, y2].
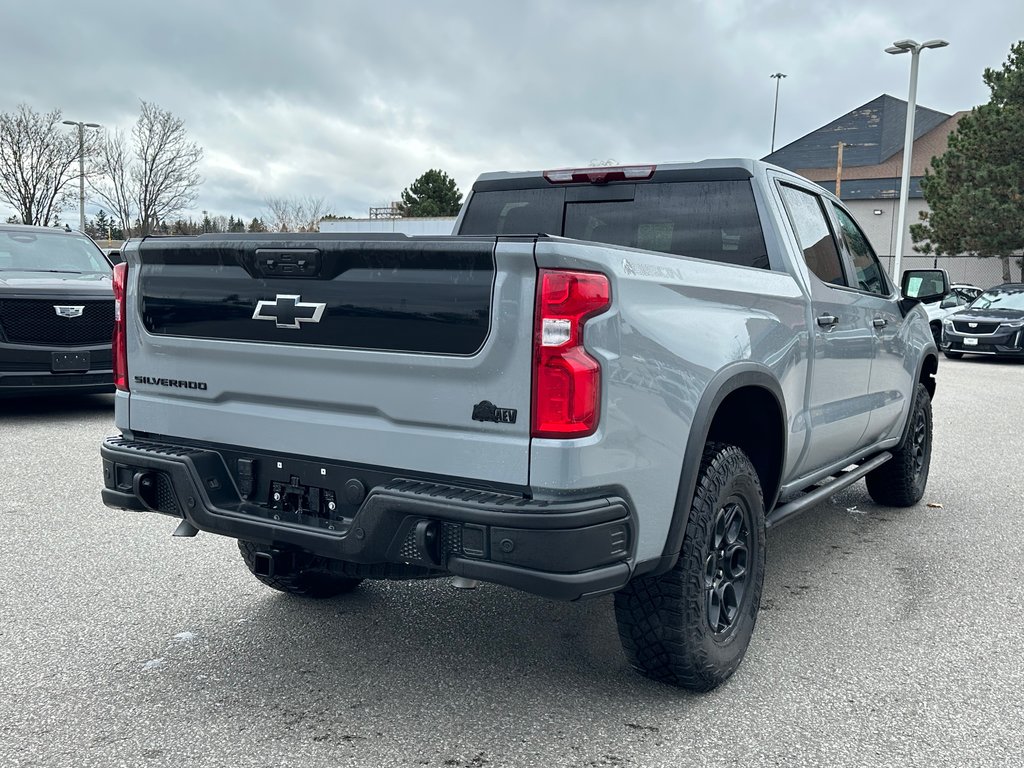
[54, 305, 84, 318]
[252, 294, 326, 329]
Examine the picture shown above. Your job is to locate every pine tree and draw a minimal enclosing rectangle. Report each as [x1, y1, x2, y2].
[95, 209, 111, 239]
[911, 41, 1024, 281]
[398, 169, 463, 217]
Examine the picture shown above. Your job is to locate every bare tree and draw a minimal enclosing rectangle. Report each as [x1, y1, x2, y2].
[90, 101, 203, 236]
[262, 194, 328, 232]
[262, 195, 294, 232]
[89, 128, 134, 237]
[134, 102, 202, 234]
[0, 105, 86, 226]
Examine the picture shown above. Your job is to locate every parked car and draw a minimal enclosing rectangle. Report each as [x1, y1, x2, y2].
[101, 159, 944, 691]
[941, 283, 1024, 359]
[922, 283, 982, 344]
[0, 224, 115, 396]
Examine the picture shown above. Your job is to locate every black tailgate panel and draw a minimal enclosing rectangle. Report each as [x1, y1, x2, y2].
[137, 236, 496, 355]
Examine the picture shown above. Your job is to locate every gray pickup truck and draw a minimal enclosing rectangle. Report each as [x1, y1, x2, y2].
[100, 159, 946, 690]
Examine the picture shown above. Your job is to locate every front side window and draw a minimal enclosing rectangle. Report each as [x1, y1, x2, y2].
[954, 286, 981, 303]
[778, 185, 846, 287]
[831, 204, 888, 295]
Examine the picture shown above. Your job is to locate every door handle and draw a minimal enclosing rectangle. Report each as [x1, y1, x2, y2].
[872, 317, 888, 329]
[816, 314, 839, 328]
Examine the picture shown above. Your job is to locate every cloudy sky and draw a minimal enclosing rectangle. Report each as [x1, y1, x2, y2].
[1, 0, 1021, 224]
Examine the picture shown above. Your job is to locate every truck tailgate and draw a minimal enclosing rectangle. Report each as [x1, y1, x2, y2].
[122, 236, 536, 486]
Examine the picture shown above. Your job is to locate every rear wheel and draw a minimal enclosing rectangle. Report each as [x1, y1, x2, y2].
[614, 443, 765, 691]
[238, 540, 363, 598]
[866, 382, 932, 507]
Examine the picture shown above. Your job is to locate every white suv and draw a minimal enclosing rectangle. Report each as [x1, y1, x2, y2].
[923, 283, 982, 344]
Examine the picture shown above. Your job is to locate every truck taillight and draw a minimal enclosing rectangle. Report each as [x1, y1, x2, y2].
[532, 270, 610, 438]
[112, 262, 128, 392]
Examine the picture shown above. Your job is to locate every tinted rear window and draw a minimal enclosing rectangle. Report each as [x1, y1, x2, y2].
[460, 187, 565, 236]
[460, 181, 768, 269]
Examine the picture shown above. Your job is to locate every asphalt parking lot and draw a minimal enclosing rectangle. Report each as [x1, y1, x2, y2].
[2, 357, 1023, 768]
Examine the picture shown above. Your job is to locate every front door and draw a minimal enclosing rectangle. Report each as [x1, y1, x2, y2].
[828, 202, 914, 444]
[778, 184, 875, 475]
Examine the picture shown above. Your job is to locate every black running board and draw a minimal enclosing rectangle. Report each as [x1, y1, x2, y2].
[765, 452, 893, 529]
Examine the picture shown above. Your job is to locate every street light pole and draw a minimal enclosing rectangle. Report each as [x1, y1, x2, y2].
[885, 38, 948, 280]
[62, 119, 101, 233]
[770, 73, 787, 154]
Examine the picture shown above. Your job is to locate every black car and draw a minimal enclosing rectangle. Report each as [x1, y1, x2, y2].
[0, 225, 115, 396]
[941, 283, 1024, 359]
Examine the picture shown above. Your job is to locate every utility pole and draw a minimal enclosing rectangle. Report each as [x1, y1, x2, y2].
[835, 142, 844, 197]
[62, 120, 101, 233]
[770, 73, 787, 154]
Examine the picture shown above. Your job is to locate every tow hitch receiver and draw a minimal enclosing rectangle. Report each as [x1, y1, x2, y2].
[252, 550, 275, 577]
[251, 548, 296, 578]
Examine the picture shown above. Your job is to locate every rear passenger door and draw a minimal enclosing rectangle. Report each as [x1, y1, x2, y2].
[827, 202, 912, 444]
[778, 184, 875, 474]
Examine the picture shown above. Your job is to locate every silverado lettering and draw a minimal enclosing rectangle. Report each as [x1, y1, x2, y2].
[133, 376, 208, 390]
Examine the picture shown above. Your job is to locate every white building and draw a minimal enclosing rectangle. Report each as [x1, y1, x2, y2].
[319, 217, 456, 236]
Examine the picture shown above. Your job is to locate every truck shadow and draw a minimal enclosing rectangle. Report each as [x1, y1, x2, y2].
[109, 490, 922, 763]
[0, 392, 113, 419]
[153, 487, 909, 716]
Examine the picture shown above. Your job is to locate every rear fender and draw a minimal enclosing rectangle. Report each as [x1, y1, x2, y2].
[651, 364, 786, 575]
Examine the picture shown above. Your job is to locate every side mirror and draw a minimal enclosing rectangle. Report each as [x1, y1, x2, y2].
[901, 268, 949, 304]
[939, 295, 959, 309]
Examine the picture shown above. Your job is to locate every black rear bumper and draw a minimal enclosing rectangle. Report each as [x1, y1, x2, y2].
[100, 437, 633, 601]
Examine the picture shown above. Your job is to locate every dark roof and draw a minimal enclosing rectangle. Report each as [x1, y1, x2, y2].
[795, 112, 967, 198]
[762, 95, 967, 199]
[764, 94, 950, 168]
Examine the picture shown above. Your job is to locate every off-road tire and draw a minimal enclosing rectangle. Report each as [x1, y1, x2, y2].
[614, 443, 766, 691]
[943, 350, 963, 360]
[865, 382, 932, 507]
[238, 540, 363, 598]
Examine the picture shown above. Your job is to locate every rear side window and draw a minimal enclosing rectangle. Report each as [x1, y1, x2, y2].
[461, 180, 769, 269]
[779, 185, 847, 287]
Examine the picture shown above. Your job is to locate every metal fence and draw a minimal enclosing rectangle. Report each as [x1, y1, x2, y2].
[881, 254, 1024, 290]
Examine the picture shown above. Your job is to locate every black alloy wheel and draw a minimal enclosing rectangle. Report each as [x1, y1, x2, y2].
[704, 500, 752, 636]
[910, 405, 928, 482]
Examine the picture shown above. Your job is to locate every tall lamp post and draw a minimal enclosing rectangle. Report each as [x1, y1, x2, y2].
[770, 72, 787, 154]
[885, 39, 948, 279]
[62, 119, 101, 233]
